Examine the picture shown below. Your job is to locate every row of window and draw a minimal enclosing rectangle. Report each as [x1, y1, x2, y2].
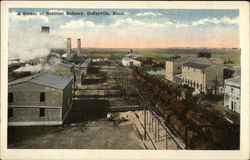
[182, 78, 203, 90]
[183, 66, 204, 73]
[8, 108, 45, 118]
[8, 92, 45, 103]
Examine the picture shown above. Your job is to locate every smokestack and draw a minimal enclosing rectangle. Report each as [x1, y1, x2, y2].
[67, 38, 72, 49]
[41, 26, 49, 34]
[66, 38, 71, 60]
[77, 38, 81, 56]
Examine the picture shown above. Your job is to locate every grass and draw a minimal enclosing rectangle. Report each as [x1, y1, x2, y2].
[8, 126, 58, 144]
[85, 52, 240, 65]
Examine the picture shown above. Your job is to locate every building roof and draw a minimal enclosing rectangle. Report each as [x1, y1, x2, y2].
[174, 74, 182, 79]
[9, 73, 73, 90]
[185, 57, 198, 63]
[79, 58, 91, 68]
[225, 76, 240, 87]
[122, 57, 141, 63]
[126, 53, 141, 59]
[182, 61, 209, 69]
[166, 56, 181, 61]
[185, 56, 218, 63]
[59, 61, 74, 68]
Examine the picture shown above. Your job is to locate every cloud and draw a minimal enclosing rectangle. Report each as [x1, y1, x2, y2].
[165, 21, 174, 25]
[136, 12, 162, 16]
[175, 23, 189, 28]
[59, 19, 103, 30]
[111, 18, 144, 27]
[192, 16, 239, 26]
[9, 11, 49, 23]
[111, 18, 164, 28]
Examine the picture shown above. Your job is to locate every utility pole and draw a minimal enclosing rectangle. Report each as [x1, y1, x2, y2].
[144, 105, 147, 140]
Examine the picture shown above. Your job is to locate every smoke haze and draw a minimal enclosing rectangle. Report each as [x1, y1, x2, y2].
[9, 29, 66, 62]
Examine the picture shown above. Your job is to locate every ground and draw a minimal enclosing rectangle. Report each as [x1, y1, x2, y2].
[8, 114, 144, 149]
[8, 61, 145, 149]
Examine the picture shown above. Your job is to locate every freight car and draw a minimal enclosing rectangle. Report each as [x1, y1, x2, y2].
[132, 68, 215, 149]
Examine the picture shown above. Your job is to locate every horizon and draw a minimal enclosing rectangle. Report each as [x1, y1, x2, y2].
[9, 8, 239, 49]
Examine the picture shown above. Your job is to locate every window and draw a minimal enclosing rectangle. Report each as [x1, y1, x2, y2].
[39, 108, 45, 117]
[40, 92, 45, 102]
[8, 92, 13, 103]
[194, 68, 195, 71]
[230, 88, 234, 93]
[234, 102, 237, 111]
[224, 94, 229, 101]
[8, 108, 13, 118]
[200, 84, 203, 90]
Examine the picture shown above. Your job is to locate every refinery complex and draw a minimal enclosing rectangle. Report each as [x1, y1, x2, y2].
[7, 26, 240, 150]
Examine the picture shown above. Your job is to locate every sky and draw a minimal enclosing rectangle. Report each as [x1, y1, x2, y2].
[9, 8, 239, 49]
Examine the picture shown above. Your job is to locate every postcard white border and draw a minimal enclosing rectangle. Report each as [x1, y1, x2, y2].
[1, 1, 249, 160]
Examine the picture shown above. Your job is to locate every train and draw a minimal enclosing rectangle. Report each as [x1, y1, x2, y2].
[132, 67, 222, 149]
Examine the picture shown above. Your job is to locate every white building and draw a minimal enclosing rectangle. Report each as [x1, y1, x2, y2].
[122, 57, 141, 67]
[224, 76, 240, 113]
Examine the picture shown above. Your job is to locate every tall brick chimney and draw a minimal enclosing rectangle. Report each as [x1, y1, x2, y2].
[77, 38, 81, 56]
[41, 26, 49, 34]
[66, 38, 71, 60]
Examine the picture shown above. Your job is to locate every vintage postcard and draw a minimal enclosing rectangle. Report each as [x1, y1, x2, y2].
[1, 1, 249, 160]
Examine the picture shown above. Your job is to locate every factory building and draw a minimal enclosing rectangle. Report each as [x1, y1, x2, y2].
[224, 76, 240, 113]
[181, 57, 224, 95]
[165, 56, 183, 82]
[8, 73, 73, 126]
[122, 57, 141, 67]
[74, 58, 91, 85]
[122, 51, 142, 67]
[48, 61, 75, 77]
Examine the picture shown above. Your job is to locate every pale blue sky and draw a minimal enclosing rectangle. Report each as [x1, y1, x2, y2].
[9, 8, 239, 48]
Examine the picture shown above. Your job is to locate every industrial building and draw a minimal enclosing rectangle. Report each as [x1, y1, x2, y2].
[122, 51, 142, 67]
[224, 76, 240, 113]
[181, 56, 224, 95]
[8, 73, 73, 126]
[165, 56, 183, 82]
[122, 57, 141, 67]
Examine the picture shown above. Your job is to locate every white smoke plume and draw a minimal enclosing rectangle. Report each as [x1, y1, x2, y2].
[14, 63, 60, 73]
[48, 54, 61, 65]
[8, 29, 66, 62]
[14, 64, 42, 73]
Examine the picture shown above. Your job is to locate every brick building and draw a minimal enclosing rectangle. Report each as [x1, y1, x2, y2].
[8, 73, 73, 126]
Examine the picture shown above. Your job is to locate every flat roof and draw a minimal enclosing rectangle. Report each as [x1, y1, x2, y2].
[225, 76, 240, 86]
[182, 61, 209, 69]
[9, 73, 73, 90]
[59, 61, 74, 68]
